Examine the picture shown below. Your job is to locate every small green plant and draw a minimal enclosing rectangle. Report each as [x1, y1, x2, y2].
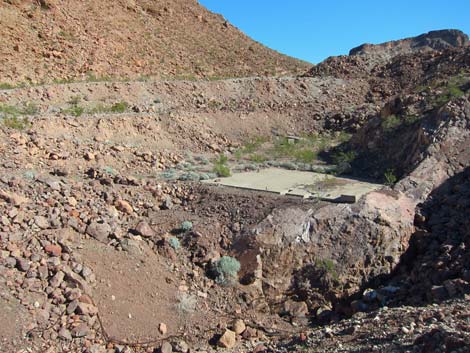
[168, 237, 181, 250]
[249, 154, 267, 163]
[213, 256, 241, 286]
[22, 102, 39, 115]
[161, 169, 178, 180]
[315, 258, 339, 282]
[315, 259, 335, 273]
[404, 114, 421, 125]
[2, 116, 30, 130]
[62, 96, 84, 116]
[63, 105, 84, 117]
[382, 114, 401, 132]
[212, 154, 231, 177]
[103, 166, 117, 175]
[294, 149, 317, 163]
[110, 101, 128, 113]
[180, 221, 193, 231]
[234, 136, 269, 159]
[384, 169, 397, 186]
[332, 150, 357, 165]
[0, 83, 15, 90]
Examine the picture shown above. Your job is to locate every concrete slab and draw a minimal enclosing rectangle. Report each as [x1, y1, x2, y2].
[202, 168, 382, 203]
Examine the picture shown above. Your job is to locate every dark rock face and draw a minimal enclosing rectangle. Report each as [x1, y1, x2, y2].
[349, 29, 469, 56]
[389, 167, 470, 305]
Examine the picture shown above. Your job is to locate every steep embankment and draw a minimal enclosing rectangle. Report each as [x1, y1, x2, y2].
[0, 0, 310, 84]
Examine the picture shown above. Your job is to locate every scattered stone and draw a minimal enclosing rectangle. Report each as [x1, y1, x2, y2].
[76, 302, 98, 316]
[218, 329, 236, 348]
[253, 344, 267, 353]
[160, 342, 172, 353]
[159, 322, 168, 335]
[45, 244, 62, 257]
[84, 152, 95, 161]
[232, 319, 246, 335]
[284, 300, 309, 317]
[134, 221, 155, 237]
[34, 216, 50, 229]
[16, 258, 30, 272]
[173, 340, 189, 353]
[115, 199, 133, 214]
[0, 189, 28, 206]
[71, 323, 90, 338]
[86, 221, 112, 243]
[161, 196, 173, 210]
[58, 327, 72, 341]
[50, 271, 65, 287]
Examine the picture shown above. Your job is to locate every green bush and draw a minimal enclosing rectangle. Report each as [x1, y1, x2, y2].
[249, 154, 267, 163]
[382, 114, 401, 132]
[384, 169, 397, 186]
[2, 116, 30, 130]
[168, 237, 181, 250]
[110, 101, 128, 113]
[332, 150, 357, 165]
[212, 154, 231, 177]
[0, 83, 15, 90]
[214, 256, 241, 286]
[180, 221, 193, 231]
[315, 259, 339, 282]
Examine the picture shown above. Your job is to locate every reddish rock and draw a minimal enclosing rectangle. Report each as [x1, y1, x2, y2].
[44, 244, 62, 257]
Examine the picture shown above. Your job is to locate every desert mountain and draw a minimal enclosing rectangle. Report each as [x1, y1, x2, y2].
[0, 0, 310, 84]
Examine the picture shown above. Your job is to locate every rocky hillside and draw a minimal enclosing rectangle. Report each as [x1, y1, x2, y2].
[349, 29, 469, 57]
[304, 30, 470, 132]
[306, 30, 469, 79]
[0, 0, 310, 85]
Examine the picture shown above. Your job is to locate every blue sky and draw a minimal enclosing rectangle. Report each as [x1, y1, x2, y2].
[199, 0, 470, 64]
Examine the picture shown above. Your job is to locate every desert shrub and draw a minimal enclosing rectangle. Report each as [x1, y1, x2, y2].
[180, 221, 193, 231]
[22, 102, 39, 115]
[63, 105, 84, 117]
[294, 149, 317, 163]
[178, 172, 200, 181]
[110, 101, 128, 113]
[249, 154, 267, 163]
[0, 104, 21, 117]
[280, 161, 298, 170]
[161, 169, 177, 180]
[195, 155, 209, 165]
[103, 166, 117, 175]
[168, 237, 180, 250]
[176, 293, 197, 313]
[213, 256, 241, 286]
[0, 83, 15, 90]
[404, 114, 421, 125]
[1, 116, 30, 130]
[384, 169, 397, 186]
[23, 170, 36, 180]
[212, 154, 231, 177]
[382, 114, 401, 132]
[332, 150, 357, 165]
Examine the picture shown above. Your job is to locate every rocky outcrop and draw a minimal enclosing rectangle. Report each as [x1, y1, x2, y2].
[233, 96, 470, 318]
[349, 29, 469, 57]
[234, 189, 415, 315]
